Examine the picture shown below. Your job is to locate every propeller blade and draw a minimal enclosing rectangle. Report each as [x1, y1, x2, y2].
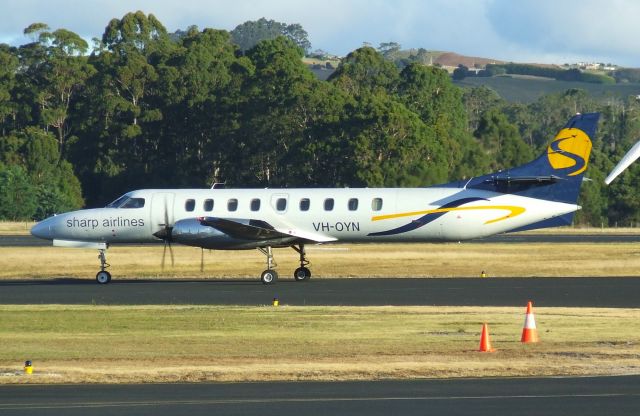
[162, 240, 167, 271]
[200, 248, 204, 272]
[159, 196, 174, 271]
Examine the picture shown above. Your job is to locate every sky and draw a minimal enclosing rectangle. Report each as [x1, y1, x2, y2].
[1, 0, 639, 67]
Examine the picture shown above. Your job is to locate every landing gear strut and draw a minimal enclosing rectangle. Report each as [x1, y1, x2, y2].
[258, 246, 278, 285]
[257, 244, 312, 284]
[292, 244, 311, 281]
[95, 248, 112, 284]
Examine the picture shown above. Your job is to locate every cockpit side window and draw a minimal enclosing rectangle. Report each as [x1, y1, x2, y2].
[107, 195, 129, 208]
[107, 196, 145, 208]
[120, 198, 145, 209]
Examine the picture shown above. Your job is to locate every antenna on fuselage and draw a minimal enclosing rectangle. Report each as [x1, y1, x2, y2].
[211, 182, 226, 189]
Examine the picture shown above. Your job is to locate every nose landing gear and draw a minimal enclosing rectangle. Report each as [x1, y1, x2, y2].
[95, 248, 112, 284]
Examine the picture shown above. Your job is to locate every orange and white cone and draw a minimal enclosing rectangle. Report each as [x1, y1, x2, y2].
[521, 301, 539, 343]
[479, 323, 495, 352]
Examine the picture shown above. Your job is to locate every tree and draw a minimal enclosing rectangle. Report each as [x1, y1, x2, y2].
[15, 24, 95, 157]
[452, 64, 468, 80]
[348, 93, 447, 186]
[475, 108, 533, 171]
[378, 42, 401, 61]
[231, 18, 311, 53]
[228, 36, 317, 185]
[0, 44, 18, 136]
[397, 63, 472, 176]
[328, 47, 399, 96]
[0, 164, 37, 220]
[462, 86, 503, 133]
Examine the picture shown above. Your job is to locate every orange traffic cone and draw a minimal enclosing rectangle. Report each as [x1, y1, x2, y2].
[479, 323, 495, 352]
[521, 301, 539, 343]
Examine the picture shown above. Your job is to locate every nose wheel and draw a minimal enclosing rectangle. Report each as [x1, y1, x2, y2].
[96, 248, 112, 284]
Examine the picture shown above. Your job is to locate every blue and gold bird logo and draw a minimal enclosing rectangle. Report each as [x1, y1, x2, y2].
[546, 127, 592, 176]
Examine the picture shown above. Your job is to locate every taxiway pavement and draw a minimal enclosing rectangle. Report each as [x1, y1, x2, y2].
[1, 375, 639, 416]
[0, 277, 637, 307]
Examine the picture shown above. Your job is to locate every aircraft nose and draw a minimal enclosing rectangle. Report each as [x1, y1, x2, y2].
[31, 219, 52, 240]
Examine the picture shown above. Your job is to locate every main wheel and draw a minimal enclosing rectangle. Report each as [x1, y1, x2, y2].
[293, 267, 311, 281]
[261, 269, 278, 285]
[96, 271, 112, 284]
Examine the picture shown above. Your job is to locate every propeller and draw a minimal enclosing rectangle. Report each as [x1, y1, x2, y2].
[153, 198, 174, 270]
[200, 248, 204, 272]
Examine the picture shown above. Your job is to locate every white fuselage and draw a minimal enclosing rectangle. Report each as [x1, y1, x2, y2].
[31, 187, 579, 246]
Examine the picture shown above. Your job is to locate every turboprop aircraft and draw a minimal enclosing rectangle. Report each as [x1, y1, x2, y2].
[31, 112, 599, 284]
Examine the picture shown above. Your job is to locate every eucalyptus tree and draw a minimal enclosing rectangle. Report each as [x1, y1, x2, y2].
[20, 23, 95, 157]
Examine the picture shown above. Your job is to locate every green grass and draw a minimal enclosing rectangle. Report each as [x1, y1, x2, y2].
[0, 305, 638, 383]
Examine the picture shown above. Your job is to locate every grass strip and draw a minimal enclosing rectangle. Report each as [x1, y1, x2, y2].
[2, 242, 640, 278]
[0, 305, 638, 383]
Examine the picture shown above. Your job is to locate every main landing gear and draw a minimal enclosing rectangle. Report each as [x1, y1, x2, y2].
[292, 244, 311, 282]
[258, 244, 312, 285]
[95, 248, 112, 284]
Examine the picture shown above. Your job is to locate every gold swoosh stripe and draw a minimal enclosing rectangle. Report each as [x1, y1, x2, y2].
[372, 206, 526, 225]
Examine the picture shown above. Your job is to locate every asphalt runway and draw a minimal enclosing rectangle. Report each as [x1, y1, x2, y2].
[3, 232, 640, 247]
[1, 375, 639, 416]
[3, 234, 638, 416]
[0, 277, 638, 307]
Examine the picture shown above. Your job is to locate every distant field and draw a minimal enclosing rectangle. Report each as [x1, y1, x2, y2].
[0, 305, 637, 384]
[454, 76, 640, 103]
[0, 222, 34, 236]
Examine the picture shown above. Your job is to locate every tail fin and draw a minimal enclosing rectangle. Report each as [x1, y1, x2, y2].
[468, 112, 600, 205]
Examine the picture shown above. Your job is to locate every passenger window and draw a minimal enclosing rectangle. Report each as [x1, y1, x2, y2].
[250, 198, 261, 211]
[276, 198, 287, 212]
[185, 199, 195, 212]
[299, 198, 310, 211]
[228, 199, 238, 212]
[203, 199, 214, 212]
[348, 198, 358, 211]
[121, 198, 145, 208]
[371, 198, 383, 211]
[324, 198, 334, 211]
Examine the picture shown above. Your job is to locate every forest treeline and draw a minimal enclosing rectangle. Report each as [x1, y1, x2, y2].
[1, 11, 640, 226]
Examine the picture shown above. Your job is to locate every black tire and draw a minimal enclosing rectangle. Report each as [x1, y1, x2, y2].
[261, 270, 278, 285]
[96, 271, 111, 284]
[293, 267, 311, 281]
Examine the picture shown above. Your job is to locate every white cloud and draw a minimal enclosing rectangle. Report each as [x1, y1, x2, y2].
[0, 0, 638, 66]
[486, 0, 640, 66]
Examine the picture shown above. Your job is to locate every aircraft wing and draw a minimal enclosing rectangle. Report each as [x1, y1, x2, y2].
[197, 217, 336, 243]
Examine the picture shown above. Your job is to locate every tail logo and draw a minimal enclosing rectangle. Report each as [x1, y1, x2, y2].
[546, 128, 592, 176]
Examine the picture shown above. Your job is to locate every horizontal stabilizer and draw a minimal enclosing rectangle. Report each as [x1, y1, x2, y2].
[484, 175, 563, 185]
[53, 239, 107, 249]
[605, 139, 640, 184]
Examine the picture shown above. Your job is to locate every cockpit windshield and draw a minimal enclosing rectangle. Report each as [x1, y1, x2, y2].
[106, 195, 145, 209]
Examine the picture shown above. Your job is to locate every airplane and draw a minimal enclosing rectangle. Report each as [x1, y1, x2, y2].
[31, 112, 600, 285]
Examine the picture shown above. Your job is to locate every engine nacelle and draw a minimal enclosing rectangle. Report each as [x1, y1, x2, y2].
[171, 218, 294, 249]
